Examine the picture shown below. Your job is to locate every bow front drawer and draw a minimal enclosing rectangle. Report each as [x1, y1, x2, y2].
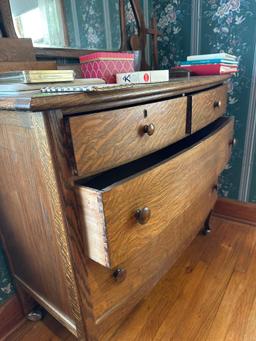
[75, 117, 234, 269]
[191, 84, 228, 133]
[68, 97, 187, 176]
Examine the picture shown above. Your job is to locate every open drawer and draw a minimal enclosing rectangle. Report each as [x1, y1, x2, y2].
[76, 117, 234, 269]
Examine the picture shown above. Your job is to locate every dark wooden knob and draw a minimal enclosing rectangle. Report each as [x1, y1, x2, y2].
[214, 100, 222, 108]
[229, 137, 237, 146]
[135, 207, 151, 225]
[112, 268, 127, 283]
[144, 123, 155, 136]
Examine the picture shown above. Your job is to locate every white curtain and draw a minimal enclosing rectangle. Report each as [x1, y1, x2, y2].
[38, 0, 65, 47]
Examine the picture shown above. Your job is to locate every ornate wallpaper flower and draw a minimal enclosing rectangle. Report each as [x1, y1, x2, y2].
[201, 0, 256, 199]
[153, 0, 191, 68]
[0, 245, 15, 304]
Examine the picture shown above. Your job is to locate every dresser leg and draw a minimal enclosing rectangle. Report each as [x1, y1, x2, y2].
[26, 306, 45, 321]
[202, 210, 213, 235]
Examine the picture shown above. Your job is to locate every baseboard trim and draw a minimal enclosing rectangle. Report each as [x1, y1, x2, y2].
[213, 197, 256, 226]
[0, 294, 25, 340]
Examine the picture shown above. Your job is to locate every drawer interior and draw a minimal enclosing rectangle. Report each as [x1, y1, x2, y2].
[76, 116, 231, 191]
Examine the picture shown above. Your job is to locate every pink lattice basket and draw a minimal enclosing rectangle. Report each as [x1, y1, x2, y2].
[79, 52, 134, 84]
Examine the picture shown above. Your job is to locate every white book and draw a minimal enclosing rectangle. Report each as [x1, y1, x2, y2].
[116, 70, 169, 84]
[187, 53, 237, 61]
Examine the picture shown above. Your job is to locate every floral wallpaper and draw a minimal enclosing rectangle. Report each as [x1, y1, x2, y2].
[201, 0, 256, 199]
[0, 244, 15, 304]
[153, 0, 191, 68]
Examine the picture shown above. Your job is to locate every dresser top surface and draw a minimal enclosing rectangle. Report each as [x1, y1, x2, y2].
[0, 75, 230, 114]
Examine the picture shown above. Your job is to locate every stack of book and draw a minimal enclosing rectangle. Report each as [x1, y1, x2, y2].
[175, 53, 238, 75]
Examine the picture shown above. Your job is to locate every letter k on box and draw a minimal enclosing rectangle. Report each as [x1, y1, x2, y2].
[116, 70, 169, 84]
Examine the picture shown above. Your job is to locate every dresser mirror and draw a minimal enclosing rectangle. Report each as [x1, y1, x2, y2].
[0, 0, 155, 69]
[9, 0, 122, 51]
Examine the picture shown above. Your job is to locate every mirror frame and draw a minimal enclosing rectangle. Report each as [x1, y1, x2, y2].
[0, 0, 130, 59]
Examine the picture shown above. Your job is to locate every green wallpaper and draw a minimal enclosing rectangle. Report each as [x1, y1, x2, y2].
[153, 0, 191, 68]
[200, 0, 256, 200]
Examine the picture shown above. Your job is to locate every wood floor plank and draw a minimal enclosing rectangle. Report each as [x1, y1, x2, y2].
[153, 261, 208, 341]
[163, 222, 244, 341]
[234, 224, 256, 273]
[133, 262, 207, 341]
[243, 289, 256, 340]
[204, 226, 256, 340]
[110, 224, 218, 341]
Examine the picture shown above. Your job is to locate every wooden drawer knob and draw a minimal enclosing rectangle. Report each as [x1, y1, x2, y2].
[144, 123, 155, 136]
[112, 268, 127, 283]
[214, 100, 222, 108]
[135, 207, 151, 225]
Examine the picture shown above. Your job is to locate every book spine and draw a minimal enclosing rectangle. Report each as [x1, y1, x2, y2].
[187, 54, 236, 61]
[116, 71, 169, 84]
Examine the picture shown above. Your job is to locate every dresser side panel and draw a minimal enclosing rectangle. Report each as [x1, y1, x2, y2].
[45, 110, 99, 340]
[0, 110, 77, 335]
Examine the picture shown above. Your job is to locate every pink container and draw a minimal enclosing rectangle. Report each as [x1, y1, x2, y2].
[79, 52, 134, 84]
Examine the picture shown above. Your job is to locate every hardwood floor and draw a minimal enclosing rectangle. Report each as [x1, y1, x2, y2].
[7, 216, 256, 341]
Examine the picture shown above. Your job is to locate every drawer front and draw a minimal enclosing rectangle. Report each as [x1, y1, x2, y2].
[88, 186, 218, 324]
[69, 97, 187, 176]
[192, 84, 228, 133]
[76, 118, 234, 269]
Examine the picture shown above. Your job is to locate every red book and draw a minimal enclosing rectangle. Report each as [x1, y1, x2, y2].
[175, 63, 238, 75]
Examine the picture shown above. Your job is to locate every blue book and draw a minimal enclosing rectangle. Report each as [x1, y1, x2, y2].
[179, 59, 238, 66]
[187, 53, 237, 61]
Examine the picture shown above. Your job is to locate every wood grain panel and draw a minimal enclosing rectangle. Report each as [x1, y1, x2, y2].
[192, 84, 228, 133]
[76, 117, 234, 269]
[45, 110, 100, 340]
[0, 61, 57, 72]
[0, 111, 77, 335]
[69, 97, 187, 176]
[0, 38, 35, 62]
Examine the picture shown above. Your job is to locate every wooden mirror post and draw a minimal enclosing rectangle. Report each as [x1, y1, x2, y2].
[129, 0, 159, 70]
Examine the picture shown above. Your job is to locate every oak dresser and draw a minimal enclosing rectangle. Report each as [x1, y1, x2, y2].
[0, 75, 234, 340]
